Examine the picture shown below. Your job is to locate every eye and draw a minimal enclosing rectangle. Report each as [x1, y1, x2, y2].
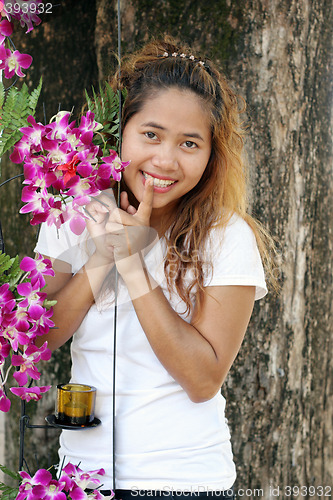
[183, 140, 198, 149]
[145, 131, 158, 140]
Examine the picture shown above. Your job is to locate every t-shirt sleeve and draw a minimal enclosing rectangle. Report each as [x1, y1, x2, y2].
[204, 215, 268, 301]
[34, 221, 89, 274]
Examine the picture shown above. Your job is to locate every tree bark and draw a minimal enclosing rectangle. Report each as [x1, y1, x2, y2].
[1, 0, 332, 497]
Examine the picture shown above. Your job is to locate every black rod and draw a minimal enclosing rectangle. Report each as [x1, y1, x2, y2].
[112, 0, 122, 493]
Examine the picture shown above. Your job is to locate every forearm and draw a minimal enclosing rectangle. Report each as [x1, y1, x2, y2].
[36, 253, 114, 351]
[117, 257, 222, 403]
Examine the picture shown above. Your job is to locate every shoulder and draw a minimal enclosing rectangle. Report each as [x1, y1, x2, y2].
[34, 219, 91, 273]
[204, 213, 267, 300]
[207, 213, 257, 253]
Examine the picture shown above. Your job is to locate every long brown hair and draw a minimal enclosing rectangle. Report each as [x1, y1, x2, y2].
[110, 36, 278, 316]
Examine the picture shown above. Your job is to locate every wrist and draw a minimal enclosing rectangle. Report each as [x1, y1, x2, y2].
[88, 251, 114, 272]
[116, 253, 157, 299]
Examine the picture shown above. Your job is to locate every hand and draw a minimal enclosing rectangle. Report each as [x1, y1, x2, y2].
[104, 178, 158, 271]
[85, 189, 117, 266]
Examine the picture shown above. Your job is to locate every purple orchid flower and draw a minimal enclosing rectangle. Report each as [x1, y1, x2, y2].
[1, 322, 31, 352]
[0, 337, 11, 363]
[66, 175, 100, 206]
[45, 111, 75, 141]
[20, 186, 51, 223]
[11, 342, 51, 386]
[42, 138, 74, 166]
[0, 283, 16, 313]
[0, 386, 11, 412]
[17, 468, 67, 500]
[60, 463, 105, 498]
[17, 279, 47, 310]
[0, 18, 13, 43]
[44, 197, 68, 229]
[9, 307, 30, 332]
[20, 253, 55, 288]
[10, 384, 51, 402]
[63, 204, 88, 236]
[101, 150, 130, 182]
[0, 44, 32, 78]
[78, 111, 103, 135]
[10, 116, 46, 164]
[31, 305, 54, 337]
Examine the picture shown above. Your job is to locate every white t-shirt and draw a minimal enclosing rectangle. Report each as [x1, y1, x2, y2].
[34, 214, 267, 492]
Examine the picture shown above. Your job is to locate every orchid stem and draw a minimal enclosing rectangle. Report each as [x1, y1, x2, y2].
[1, 364, 13, 387]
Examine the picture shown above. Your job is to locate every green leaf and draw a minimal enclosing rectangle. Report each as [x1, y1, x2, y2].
[0, 253, 24, 290]
[0, 254, 16, 275]
[0, 81, 5, 109]
[0, 484, 20, 500]
[29, 77, 43, 113]
[43, 299, 58, 309]
[0, 463, 21, 481]
[0, 79, 43, 157]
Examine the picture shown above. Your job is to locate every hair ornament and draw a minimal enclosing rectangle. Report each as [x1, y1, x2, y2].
[160, 51, 206, 68]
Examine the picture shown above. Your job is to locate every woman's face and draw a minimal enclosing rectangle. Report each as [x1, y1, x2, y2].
[121, 87, 212, 223]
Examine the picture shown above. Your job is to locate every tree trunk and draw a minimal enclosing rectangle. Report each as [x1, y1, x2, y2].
[1, 0, 332, 497]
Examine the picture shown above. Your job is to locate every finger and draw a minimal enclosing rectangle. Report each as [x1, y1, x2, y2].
[104, 219, 125, 234]
[120, 191, 137, 215]
[90, 189, 117, 212]
[85, 202, 108, 224]
[135, 177, 154, 223]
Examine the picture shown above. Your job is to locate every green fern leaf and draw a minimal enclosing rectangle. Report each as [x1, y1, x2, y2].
[0, 485, 20, 499]
[0, 253, 24, 289]
[0, 464, 21, 481]
[84, 88, 93, 112]
[0, 254, 16, 276]
[0, 81, 5, 109]
[92, 86, 104, 123]
[28, 77, 42, 113]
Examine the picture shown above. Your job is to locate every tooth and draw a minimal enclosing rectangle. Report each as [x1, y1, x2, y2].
[143, 172, 175, 187]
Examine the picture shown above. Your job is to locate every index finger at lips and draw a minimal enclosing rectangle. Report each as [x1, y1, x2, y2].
[136, 178, 154, 223]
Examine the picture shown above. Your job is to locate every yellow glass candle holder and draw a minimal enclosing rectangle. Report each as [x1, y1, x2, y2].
[55, 383, 96, 425]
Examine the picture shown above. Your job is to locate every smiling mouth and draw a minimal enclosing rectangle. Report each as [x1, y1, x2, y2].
[142, 171, 177, 187]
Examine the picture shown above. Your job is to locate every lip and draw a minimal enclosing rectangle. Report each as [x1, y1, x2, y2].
[141, 170, 177, 182]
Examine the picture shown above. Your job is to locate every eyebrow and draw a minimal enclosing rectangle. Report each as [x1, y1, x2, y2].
[141, 121, 205, 142]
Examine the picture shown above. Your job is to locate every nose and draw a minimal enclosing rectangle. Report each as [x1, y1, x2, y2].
[152, 143, 178, 171]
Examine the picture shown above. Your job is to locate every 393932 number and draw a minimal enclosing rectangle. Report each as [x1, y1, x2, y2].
[284, 485, 332, 497]
[4, 2, 53, 14]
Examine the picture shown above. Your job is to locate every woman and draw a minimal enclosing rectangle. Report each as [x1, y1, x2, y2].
[35, 37, 273, 499]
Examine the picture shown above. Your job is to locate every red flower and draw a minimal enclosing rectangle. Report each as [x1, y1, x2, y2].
[57, 154, 79, 185]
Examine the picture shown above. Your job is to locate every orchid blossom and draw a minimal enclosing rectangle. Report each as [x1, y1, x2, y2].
[10, 385, 51, 402]
[10, 110, 129, 235]
[0, 18, 13, 43]
[15, 464, 109, 500]
[0, 45, 32, 78]
[0, 254, 55, 410]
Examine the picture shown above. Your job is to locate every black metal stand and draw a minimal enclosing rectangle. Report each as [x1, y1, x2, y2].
[18, 400, 55, 471]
